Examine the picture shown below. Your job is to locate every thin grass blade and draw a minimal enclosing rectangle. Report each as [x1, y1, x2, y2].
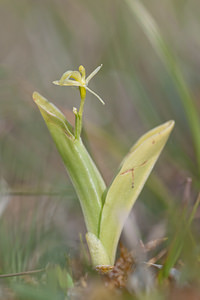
[125, 0, 200, 176]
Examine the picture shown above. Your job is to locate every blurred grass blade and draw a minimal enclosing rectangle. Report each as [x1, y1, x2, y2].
[99, 121, 175, 265]
[125, 0, 200, 175]
[158, 219, 185, 283]
[188, 192, 200, 226]
[158, 193, 200, 282]
[33, 92, 106, 236]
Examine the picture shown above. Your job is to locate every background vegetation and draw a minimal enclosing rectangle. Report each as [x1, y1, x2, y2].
[0, 0, 200, 298]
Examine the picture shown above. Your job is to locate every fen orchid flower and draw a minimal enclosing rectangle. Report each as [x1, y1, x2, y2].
[53, 65, 105, 105]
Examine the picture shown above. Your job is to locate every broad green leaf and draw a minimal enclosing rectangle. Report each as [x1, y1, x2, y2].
[33, 92, 106, 236]
[99, 120, 174, 265]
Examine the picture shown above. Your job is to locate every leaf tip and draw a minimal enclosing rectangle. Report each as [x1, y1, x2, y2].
[32, 91, 38, 102]
[32, 91, 42, 104]
[164, 120, 175, 134]
[167, 119, 175, 128]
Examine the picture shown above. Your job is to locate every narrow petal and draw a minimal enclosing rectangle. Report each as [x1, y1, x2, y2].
[54, 70, 82, 86]
[53, 80, 82, 87]
[85, 86, 105, 104]
[52, 80, 61, 85]
[68, 71, 82, 82]
[86, 64, 103, 85]
[59, 71, 73, 83]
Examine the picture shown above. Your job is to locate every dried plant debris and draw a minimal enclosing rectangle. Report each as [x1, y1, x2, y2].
[103, 244, 135, 289]
[141, 237, 168, 253]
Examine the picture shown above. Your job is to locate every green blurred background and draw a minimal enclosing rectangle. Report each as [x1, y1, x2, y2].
[0, 0, 200, 277]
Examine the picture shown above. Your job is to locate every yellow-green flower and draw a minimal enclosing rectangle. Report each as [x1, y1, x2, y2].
[53, 65, 105, 104]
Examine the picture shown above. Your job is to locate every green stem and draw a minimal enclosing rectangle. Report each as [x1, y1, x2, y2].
[75, 87, 86, 140]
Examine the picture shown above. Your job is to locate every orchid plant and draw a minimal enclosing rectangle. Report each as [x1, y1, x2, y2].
[33, 65, 174, 272]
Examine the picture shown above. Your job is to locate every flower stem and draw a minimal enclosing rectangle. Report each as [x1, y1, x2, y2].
[74, 87, 86, 139]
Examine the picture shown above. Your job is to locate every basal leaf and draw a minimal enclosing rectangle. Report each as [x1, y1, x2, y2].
[33, 92, 106, 236]
[86, 232, 111, 267]
[99, 121, 174, 265]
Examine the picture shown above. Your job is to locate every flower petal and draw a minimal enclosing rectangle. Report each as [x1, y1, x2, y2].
[86, 64, 103, 85]
[85, 86, 105, 104]
[53, 80, 82, 87]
